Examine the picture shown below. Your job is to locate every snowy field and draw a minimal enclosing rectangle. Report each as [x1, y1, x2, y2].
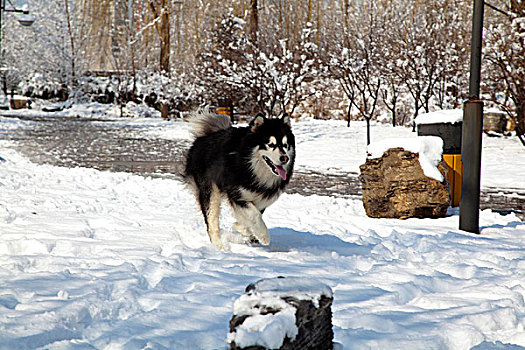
[1, 108, 525, 349]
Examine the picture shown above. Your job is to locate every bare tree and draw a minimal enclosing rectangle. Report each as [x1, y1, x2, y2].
[330, 0, 385, 144]
[148, 0, 171, 74]
[485, 0, 525, 145]
[381, 76, 401, 128]
[198, 10, 322, 116]
[63, 0, 76, 79]
[249, 0, 258, 44]
[6, 0, 517, 131]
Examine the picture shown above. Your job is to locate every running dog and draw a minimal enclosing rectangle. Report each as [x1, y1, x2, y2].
[184, 111, 295, 249]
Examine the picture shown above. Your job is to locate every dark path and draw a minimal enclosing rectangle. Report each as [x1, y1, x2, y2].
[1, 114, 523, 219]
[4, 115, 188, 178]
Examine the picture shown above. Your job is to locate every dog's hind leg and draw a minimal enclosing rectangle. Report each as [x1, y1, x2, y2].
[231, 202, 270, 245]
[197, 181, 223, 249]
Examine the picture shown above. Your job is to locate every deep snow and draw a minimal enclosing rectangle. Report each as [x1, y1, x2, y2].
[0, 107, 525, 349]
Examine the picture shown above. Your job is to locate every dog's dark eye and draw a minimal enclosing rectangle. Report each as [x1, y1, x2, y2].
[268, 143, 276, 148]
[283, 144, 288, 149]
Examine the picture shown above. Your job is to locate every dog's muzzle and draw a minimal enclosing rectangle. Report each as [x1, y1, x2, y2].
[262, 155, 288, 180]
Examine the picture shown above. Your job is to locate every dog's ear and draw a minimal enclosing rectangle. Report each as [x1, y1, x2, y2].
[281, 113, 291, 128]
[250, 113, 266, 133]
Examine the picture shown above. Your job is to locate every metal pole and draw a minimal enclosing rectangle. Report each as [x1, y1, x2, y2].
[459, 0, 485, 234]
[468, 0, 484, 98]
[460, 100, 483, 233]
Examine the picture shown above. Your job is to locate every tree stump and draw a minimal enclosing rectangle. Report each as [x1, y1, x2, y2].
[228, 277, 333, 350]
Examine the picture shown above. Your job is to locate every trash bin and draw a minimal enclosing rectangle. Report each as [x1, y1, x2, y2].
[416, 111, 463, 207]
[9, 96, 32, 110]
[217, 105, 234, 123]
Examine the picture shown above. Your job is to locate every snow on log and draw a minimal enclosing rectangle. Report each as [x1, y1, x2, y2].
[227, 277, 333, 350]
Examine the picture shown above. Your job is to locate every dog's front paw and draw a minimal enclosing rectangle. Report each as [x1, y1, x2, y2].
[254, 230, 270, 246]
[247, 235, 260, 244]
[244, 232, 269, 246]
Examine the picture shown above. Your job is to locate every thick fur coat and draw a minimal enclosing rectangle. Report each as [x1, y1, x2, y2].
[184, 112, 295, 249]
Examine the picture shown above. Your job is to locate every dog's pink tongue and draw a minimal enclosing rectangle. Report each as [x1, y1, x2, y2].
[276, 165, 287, 180]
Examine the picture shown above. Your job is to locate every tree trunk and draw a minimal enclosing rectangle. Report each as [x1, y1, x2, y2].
[249, 0, 258, 44]
[516, 103, 525, 146]
[343, 0, 350, 29]
[392, 108, 396, 127]
[2, 79, 7, 98]
[316, 0, 321, 45]
[347, 102, 351, 127]
[159, 0, 170, 74]
[366, 118, 371, 145]
[412, 94, 421, 132]
[64, 0, 76, 79]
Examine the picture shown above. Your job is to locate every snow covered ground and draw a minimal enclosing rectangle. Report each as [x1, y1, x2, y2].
[1, 108, 525, 349]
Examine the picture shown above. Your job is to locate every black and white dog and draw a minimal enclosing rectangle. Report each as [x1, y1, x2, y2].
[185, 112, 295, 249]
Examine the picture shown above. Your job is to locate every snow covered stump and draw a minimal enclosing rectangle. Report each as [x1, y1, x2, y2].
[227, 277, 334, 350]
[359, 137, 450, 219]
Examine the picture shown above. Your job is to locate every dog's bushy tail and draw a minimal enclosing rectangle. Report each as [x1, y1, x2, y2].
[187, 109, 231, 139]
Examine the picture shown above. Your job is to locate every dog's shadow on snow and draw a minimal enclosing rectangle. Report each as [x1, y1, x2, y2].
[265, 227, 372, 257]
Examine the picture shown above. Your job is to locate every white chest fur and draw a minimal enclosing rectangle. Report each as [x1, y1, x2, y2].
[239, 188, 281, 211]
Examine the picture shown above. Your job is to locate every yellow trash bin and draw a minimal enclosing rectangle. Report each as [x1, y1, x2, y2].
[443, 154, 463, 207]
